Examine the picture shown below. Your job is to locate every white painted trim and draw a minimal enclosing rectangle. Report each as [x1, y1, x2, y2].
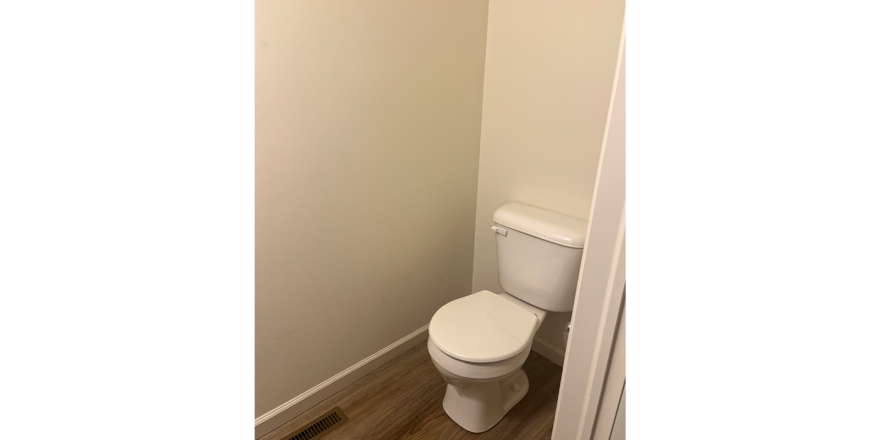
[254, 324, 430, 439]
[592, 302, 626, 440]
[552, 18, 626, 440]
[532, 336, 566, 367]
[576, 229, 626, 439]
[609, 386, 626, 440]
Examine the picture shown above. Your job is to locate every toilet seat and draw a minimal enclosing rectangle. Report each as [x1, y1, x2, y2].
[428, 290, 539, 363]
[427, 338, 530, 381]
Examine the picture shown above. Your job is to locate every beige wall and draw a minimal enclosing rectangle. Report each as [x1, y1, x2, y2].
[471, 0, 626, 353]
[256, 0, 489, 418]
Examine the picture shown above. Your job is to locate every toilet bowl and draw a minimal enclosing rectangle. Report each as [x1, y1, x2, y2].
[427, 291, 546, 433]
[428, 338, 531, 433]
[427, 202, 588, 432]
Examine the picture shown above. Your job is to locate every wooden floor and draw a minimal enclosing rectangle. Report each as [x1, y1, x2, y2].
[259, 343, 563, 440]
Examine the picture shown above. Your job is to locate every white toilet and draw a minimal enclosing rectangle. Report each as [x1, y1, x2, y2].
[427, 202, 588, 433]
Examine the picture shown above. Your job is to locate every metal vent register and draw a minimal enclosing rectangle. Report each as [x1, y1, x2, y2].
[287, 407, 348, 440]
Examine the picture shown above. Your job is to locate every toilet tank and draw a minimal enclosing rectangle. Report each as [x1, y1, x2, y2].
[492, 203, 589, 312]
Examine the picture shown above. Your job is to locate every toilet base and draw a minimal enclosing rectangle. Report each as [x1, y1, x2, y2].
[441, 368, 529, 433]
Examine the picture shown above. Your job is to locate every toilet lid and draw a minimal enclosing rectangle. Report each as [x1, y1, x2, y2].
[428, 290, 539, 363]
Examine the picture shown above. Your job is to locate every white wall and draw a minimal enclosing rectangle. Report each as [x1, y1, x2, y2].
[472, 0, 626, 355]
[255, 0, 489, 418]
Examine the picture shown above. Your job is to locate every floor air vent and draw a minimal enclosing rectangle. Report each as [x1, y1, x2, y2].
[288, 407, 349, 440]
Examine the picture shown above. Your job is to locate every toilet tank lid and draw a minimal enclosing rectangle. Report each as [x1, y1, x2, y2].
[493, 202, 589, 248]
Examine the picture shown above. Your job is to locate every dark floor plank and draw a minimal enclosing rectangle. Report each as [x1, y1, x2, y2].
[259, 343, 562, 440]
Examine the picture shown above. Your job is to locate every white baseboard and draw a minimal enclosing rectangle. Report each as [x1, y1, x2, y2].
[532, 336, 566, 367]
[255, 324, 430, 439]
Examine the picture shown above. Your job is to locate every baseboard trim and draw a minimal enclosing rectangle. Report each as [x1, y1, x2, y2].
[255, 324, 430, 439]
[532, 336, 566, 367]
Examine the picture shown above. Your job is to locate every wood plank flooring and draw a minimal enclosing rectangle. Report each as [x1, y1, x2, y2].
[259, 343, 563, 440]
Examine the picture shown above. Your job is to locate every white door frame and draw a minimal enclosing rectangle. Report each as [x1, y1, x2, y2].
[552, 20, 626, 440]
[592, 298, 626, 440]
